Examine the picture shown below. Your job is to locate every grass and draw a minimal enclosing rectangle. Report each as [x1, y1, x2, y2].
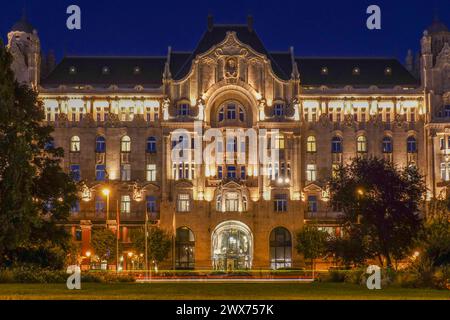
[0, 282, 449, 300]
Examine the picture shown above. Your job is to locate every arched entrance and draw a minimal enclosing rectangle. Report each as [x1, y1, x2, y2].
[211, 220, 253, 271]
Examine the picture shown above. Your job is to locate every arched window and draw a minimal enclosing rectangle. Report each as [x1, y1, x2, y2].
[269, 227, 292, 269]
[307, 136, 316, 153]
[274, 103, 285, 117]
[382, 137, 393, 153]
[121, 136, 131, 152]
[70, 136, 80, 152]
[175, 227, 195, 269]
[95, 136, 106, 153]
[331, 136, 342, 153]
[407, 136, 417, 153]
[357, 135, 367, 153]
[146, 137, 157, 153]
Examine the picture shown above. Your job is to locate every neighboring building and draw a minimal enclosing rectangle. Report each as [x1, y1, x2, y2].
[5, 15, 450, 270]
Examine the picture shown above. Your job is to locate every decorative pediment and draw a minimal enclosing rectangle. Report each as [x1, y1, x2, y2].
[174, 180, 194, 189]
[303, 183, 323, 193]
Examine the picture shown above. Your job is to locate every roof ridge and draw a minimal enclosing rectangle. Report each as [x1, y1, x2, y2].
[295, 56, 399, 60]
[63, 55, 167, 59]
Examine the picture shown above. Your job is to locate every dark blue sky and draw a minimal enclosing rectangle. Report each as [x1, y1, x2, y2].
[1, 0, 449, 62]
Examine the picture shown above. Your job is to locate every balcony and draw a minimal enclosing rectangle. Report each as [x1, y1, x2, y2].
[305, 211, 341, 221]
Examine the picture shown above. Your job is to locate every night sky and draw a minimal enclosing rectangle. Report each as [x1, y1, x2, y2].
[0, 0, 449, 63]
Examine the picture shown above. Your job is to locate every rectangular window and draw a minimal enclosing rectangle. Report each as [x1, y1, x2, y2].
[306, 164, 317, 182]
[274, 194, 288, 212]
[121, 164, 131, 181]
[146, 164, 157, 182]
[70, 165, 81, 182]
[95, 196, 105, 215]
[218, 166, 223, 179]
[120, 195, 131, 214]
[146, 196, 156, 213]
[177, 194, 190, 212]
[227, 166, 236, 179]
[440, 162, 450, 181]
[178, 104, 190, 116]
[240, 166, 246, 180]
[95, 165, 106, 181]
[307, 196, 318, 213]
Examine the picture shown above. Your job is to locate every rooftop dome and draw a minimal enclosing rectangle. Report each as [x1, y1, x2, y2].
[11, 14, 35, 33]
[427, 19, 449, 34]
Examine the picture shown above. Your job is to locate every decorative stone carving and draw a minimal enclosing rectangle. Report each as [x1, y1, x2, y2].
[80, 113, 96, 128]
[163, 98, 171, 120]
[224, 57, 238, 79]
[343, 114, 354, 127]
[105, 113, 121, 127]
[319, 113, 330, 127]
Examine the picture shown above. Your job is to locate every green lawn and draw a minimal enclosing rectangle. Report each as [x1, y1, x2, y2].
[0, 282, 448, 300]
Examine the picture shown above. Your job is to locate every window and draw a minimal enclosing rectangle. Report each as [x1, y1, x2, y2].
[95, 136, 106, 153]
[382, 137, 393, 153]
[70, 136, 80, 152]
[444, 105, 450, 118]
[225, 192, 239, 212]
[270, 227, 292, 269]
[274, 104, 284, 117]
[307, 136, 316, 153]
[70, 165, 81, 182]
[121, 136, 131, 152]
[178, 103, 190, 116]
[146, 164, 157, 182]
[217, 166, 223, 179]
[307, 196, 318, 213]
[95, 164, 106, 181]
[240, 166, 246, 180]
[227, 166, 236, 179]
[275, 134, 285, 149]
[175, 227, 195, 269]
[407, 136, 417, 153]
[441, 162, 450, 181]
[95, 196, 105, 215]
[227, 104, 236, 119]
[216, 195, 222, 211]
[331, 136, 342, 153]
[146, 137, 157, 153]
[218, 103, 245, 122]
[242, 196, 248, 212]
[357, 136, 367, 153]
[75, 228, 82, 241]
[121, 164, 131, 181]
[306, 164, 317, 182]
[177, 194, 190, 212]
[71, 201, 80, 214]
[120, 195, 131, 214]
[274, 194, 288, 212]
[146, 196, 156, 213]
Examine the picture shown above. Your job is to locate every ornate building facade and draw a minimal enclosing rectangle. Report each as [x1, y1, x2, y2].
[5, 15, 450, 270]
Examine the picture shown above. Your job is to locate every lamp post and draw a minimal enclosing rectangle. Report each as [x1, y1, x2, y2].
[102, 188, 110, 226]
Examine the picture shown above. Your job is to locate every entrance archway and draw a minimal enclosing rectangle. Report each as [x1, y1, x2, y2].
[211, 220, 253, 271]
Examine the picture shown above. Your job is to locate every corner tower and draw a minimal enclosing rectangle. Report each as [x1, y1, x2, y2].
[7, 14, 41, 89]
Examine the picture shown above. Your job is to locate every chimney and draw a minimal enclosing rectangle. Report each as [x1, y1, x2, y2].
[247, 15, 254, 32]
[207, 14, 214, 32]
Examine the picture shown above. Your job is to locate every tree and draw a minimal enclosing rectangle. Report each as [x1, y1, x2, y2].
[328, 157, 426, 268]
[132, 227, 171, 269]
[0, 41, 78, 268]
[296, 225, 329, 278]
[416, 199, 450, 267]
[327, 226, 369, 268]
[90, 228, 122, 264]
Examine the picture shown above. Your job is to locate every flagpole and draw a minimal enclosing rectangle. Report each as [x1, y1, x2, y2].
[116, 199, 120, 273]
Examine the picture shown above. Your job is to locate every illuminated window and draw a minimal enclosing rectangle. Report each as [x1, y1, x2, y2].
[225, 192, 239, 212]
[177, 194, 190, 212]
[70, 136, 80, 152]
[357, 136, 367, 153]
[175, 227, 195, 269]
[120, 195, 131, 214]
[121, 136, 131, 152]
[270, 227, 292, 269]
[306, 164, 317, 182]
[307, 136, 316, 153]
[121, 164, 131, 181]
[276, 134, 285, 149]
[146, 164, 157, 182]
